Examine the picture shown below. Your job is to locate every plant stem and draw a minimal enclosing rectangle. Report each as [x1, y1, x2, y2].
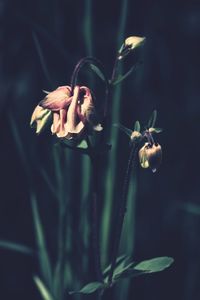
[108, 141, 138, 284]
[111, 57, 119, 83]
[71, 57, 108, 87]
[86, 134, 103, 298]
[70, 56, 109, 119]
[88, 140, 103, 282]
[91, 156, 104, 300]
[92, 187, 103, 282]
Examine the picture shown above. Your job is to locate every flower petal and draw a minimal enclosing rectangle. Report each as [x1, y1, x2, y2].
[40, 86, 72, 111]
[30, 105, 51, 134]
[64, 86, 85, 136]
[56, 109, 68, 138]
[51, 112, 60, 134]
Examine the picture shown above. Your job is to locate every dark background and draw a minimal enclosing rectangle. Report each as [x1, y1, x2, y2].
[1, 0, 200, 299]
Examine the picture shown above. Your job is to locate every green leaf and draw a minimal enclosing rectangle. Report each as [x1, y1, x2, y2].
[134, 256, 174, 272]
[113, 261, 135, 278]
[112, 66, 135, 85]
[134, 120, 140, 132]
[114, 257, 174, 280]
[69, 281, 105, 295]
[34, 276, 55, 300]
[31, 194, 52, 287]
[77, 140, 88, 149]
[0, 240, 34, 255]
[149, 127, 163, 134]
[114, 268, 142, 280]
[103, 254, 129, 277]
[113, 123, 132, 137]
[90, 64, 106, 82]
[59, 141, 89, 155]
[148, 110, 157, 128]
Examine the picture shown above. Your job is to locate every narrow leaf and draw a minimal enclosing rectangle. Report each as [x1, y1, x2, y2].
[31, 194, 52, 287]
[148, 110, 157, 128]
[114, 261, 135, 278]
[113, 123, 132, 137]
[103, 254, 129, 277]
[34, 276, 55, 300]
[112, 66, 135, 86]
[69, 282, 104, 295]
[134, 256, 174, 272]
[114, 268, 143, 280]
[134, 120, 140, 132]
[90, 64, 106, 81]
[0, 240, 34, 255]
[149, 127, 163, 133]
[114, 256, 174, 280]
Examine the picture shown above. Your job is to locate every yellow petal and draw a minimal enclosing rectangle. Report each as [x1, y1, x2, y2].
[125, 36, 145, 49]
[30, 105, 51, 134]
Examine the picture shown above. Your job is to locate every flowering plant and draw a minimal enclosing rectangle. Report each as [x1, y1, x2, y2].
[1, 32, 174, 300]
[29, 37, 174, 297]
[31, 85, 102, 140]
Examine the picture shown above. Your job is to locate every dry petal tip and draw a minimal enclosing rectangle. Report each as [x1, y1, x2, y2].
[42, 90, 50, 94]
[93, 124, 103, 132]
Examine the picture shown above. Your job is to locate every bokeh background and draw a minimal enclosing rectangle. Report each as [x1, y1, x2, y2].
[1, 0, 200, 299]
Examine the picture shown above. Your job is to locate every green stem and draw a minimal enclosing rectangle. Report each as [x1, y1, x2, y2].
[100, 0, 129, 267]
[87, 138, 103, 285]
[108, 141, 138, 284]
[87, 147, 104, 300]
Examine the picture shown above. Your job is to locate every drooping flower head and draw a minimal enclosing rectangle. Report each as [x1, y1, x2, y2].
[138, 142, 162, 173]
[30, 85, 102, 140]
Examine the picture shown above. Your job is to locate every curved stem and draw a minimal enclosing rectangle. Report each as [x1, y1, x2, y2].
[108, 141, 138, 284]
[70, 57, 109, 120]
[71, 57, 108, 86]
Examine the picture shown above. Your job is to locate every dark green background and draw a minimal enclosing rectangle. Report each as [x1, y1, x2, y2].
[1, 0, 200, 299]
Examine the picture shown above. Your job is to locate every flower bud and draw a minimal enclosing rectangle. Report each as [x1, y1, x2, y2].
[138, 142, 162, 173]
[130, 130, 142, 141]
[118, 36, 145, 59]
[125, 36, 145, 50]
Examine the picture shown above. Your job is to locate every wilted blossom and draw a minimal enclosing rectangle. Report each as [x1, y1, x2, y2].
[138, 142, 162, 173]
[30, 85, 102, 140]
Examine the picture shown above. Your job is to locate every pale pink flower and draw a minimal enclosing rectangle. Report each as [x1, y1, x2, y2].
[31, 85, 102, 140]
